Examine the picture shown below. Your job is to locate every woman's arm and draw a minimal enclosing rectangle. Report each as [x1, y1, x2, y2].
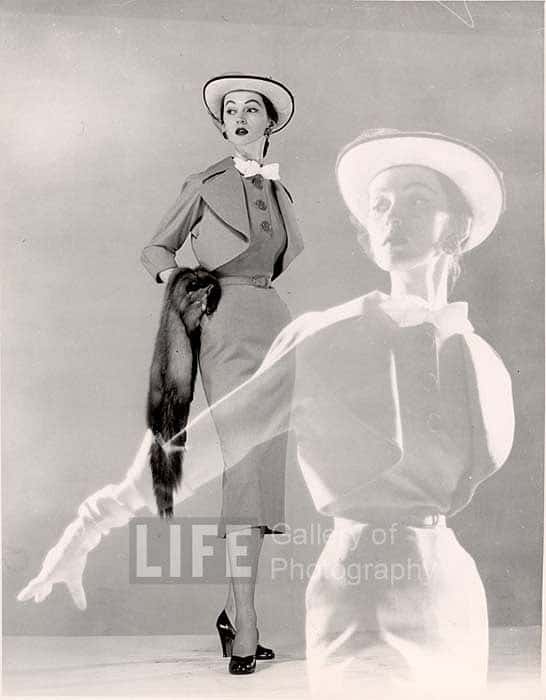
[449, 333, 515, 514]
[16, 313, 307, 609]
[141, 173, 203, 283]
[17, 431, 157, 609]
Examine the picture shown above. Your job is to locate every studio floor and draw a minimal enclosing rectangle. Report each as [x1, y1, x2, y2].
[2, 626, 542, 699]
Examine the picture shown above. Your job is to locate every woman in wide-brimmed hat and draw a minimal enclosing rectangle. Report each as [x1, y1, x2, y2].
[142, 72, 303, 675]
[18, 73, 303, 676]
[292, 129, 514, 695]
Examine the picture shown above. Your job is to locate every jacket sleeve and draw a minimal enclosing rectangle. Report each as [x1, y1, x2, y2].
[141, 174, 203, 282]
[450, 332, 515, 514]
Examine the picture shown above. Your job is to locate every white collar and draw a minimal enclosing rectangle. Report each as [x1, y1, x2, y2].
[232, 155, 280, 181]
[377, 293, 473, 340]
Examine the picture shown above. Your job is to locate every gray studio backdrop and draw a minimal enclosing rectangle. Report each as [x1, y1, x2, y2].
[2, 1, 543, 641]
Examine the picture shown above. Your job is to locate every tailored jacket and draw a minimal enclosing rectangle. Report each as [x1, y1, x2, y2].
[141, 157, 304, 281]
[237, 292, 516, 519]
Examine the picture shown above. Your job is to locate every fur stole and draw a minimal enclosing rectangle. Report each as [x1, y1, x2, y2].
[146, 267, 221, 517]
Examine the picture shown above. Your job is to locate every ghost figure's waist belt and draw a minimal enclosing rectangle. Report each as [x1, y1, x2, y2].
[334, 511, 446, 530]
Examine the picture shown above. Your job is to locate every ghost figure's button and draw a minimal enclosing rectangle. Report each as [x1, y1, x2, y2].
[423, 372, 439, 391]
[427, 413, 443, 433]
[423, 325, 437, 342]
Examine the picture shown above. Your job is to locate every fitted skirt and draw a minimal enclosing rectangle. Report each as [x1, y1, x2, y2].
[305, 517, 488, 698]
[198, 284, 294, 537]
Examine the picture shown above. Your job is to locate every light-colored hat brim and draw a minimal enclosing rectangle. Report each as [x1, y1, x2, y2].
[203, 74, 294, 133]
[336, 130, 505, 251]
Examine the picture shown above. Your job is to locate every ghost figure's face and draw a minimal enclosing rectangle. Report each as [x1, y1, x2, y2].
[361, 165, 453, 272]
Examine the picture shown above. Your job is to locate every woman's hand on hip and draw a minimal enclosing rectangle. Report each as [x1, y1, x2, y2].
[159, 267, 177, 284]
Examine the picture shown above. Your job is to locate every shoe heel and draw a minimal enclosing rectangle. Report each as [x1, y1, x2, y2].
[219, 634, 233, 658]
[216, 610, 236, 658]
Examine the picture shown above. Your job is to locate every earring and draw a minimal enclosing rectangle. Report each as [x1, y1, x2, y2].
[442, 215, 472, 255]
[441, 234, 461, 256]
[440, 220, 463, 255]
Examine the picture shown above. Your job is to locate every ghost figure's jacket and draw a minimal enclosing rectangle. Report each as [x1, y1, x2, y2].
[229, 291, 515, 520]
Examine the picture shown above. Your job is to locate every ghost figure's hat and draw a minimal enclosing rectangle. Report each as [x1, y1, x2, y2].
[336, 129, 505, 251]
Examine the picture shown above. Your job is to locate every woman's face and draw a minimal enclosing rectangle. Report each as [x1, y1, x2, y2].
[222, 90, 270, 147]
[363, 165, 452, 272]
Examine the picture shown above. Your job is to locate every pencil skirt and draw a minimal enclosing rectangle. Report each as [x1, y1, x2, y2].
[198, 284, 294, 537]
[305, 518, 488, 696]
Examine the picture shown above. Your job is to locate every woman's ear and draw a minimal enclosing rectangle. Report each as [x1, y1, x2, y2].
[440, 212, 472, 255]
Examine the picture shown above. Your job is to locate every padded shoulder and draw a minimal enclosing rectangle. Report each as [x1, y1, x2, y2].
[201, 157, 235, 183]
[260, 296, 372, 370]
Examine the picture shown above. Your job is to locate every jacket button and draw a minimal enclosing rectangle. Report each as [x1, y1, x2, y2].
[424, 372, 438, 391]
[427, 413, 443, 432]
[255, 199, 267, 211]
[252, 175, 264, 189]
[424, 325, 437, 341]
[261, 221, 272, 232]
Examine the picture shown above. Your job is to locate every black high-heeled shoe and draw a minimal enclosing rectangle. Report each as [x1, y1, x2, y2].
[216, 610, 275, 661]
[228, 653, 256, 675]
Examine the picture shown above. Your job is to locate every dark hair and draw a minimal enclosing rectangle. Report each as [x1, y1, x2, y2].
[261, 95, 278, 124]
[221, 92, 278, 125]
[434, 170, 473, 226]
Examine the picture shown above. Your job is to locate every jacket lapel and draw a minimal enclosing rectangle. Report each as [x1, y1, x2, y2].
[200, 158, 304, 263]
[200, 158, 250, 240]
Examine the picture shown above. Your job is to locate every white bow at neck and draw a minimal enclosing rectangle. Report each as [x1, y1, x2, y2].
[233, 155, 280, 181]
[377, 293, 474, 340]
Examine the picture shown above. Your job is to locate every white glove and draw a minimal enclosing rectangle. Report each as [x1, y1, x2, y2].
[17, 486, 141, 609]
[17, 432, 155, 610]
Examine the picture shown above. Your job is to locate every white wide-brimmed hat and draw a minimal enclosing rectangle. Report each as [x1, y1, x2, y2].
[336, 129, 506, 251]
[203, 73, 295, 133]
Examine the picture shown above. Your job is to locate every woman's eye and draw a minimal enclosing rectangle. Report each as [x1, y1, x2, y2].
[412, 197, 429, 207]
[247, 107, 258, 113]
[372, 199, 390, 213]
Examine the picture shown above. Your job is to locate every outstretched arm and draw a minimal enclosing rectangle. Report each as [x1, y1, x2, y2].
[17, 431, 156, 609]
[17, 312, 308, 609]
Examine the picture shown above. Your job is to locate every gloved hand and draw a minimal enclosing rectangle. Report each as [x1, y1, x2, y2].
[16, 519, 94, 610]
[16, 485, 142, 610]
[17, 431, 156, 609]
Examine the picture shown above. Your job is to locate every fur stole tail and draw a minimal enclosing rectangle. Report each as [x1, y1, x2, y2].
[146, 267, 221, 517]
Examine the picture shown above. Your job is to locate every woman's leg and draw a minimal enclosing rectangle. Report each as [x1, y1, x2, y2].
[225, 525, 264, 655]
[223, 573, 237, 625]
[198, 287, 294, 654]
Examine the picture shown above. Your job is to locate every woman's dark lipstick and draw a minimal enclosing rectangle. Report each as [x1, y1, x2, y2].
[235, 127, 248, 136]
[384, 234, 408, 246]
